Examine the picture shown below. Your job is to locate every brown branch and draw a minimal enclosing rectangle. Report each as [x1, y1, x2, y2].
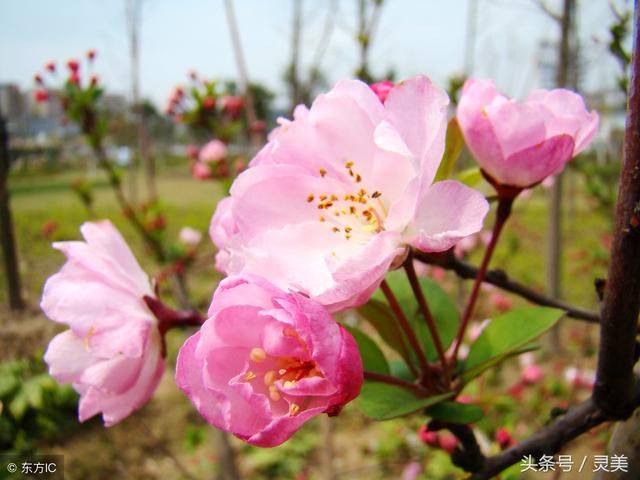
[460, 376, 640, 479]
[594, 3, 640, 419]
[413, 250, 601, 324]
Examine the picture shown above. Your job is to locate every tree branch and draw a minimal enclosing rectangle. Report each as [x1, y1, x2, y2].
[594, 3, 640, 418]
[463, 376, 640, 479]
[413, 250, 602, 324]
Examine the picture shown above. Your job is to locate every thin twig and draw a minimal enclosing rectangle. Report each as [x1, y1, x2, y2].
[413, 250, 602, 324]
[364, 370, 426, 396]
[380, 280, 432, 389]
[404, 255, 450, 388]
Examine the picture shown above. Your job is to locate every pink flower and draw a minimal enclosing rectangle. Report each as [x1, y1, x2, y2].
[41, 221, 165, 427]
[521, 364, 543, 385]
[418, 424, 439, 446]
[186, 144, 199, 159]
[457, 79, 599, 188]
[191, 162, 212, 180]
[179, 226, 203, 246]
[199, 139, 227, 164]
[439, 432, 458, 454]
[495, 427, 513, 449]
[214, 76, 489, 311]
[370, 80, 395, 103]
[175, 276, 362, 447]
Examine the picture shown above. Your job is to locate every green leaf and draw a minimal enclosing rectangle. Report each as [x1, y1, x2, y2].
[358, 299, 414, 370]
[9, 391, 28, 420]
[343, 325, 390, 375]
[357, 381, 453, 420]
[389, 359, 414, 382]
[457, 167, 483, 187]
[462, 307, 563, 383]
[0, 373, 20, 398]
[425, 401, 484, 424]
[435, 118, 464, 181]
[24, 379, 44, 409]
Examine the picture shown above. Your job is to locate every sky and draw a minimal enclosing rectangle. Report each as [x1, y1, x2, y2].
[0, 0, 629, 110]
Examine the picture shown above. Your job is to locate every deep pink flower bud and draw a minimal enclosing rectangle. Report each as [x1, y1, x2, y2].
[438, 432, 458, 454]
[90, 75, 98, 87]
[186, 144, 199, 159]
[199, 139, 227, 164]
[495, 427, 513, 449]
[370, 80, 395, 103]
[457, 79, 599, 189]
[175, 276, 363, 447]
[191, 162, 212, 180]
[67, 59, 80, 73]
[202, 96, 216, 110]
[489, 292, 512, 312]
[41, 221, 165, 427]
[34, 89, 49, 103]
[250, 119, 266, 133]
[222, 95, 244, 119]
[45, 62, 56, 73]
[87, 49, 96, 61]
[189, 69, 198, 80]
[41, 220, 58, 239]
[34, 74, 43, 85]
[418, 425, 439, 446]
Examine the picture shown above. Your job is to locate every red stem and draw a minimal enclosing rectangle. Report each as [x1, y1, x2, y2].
[364, 370, 427, 396]
[380, 280, 433, 388]
[143, 295, 205, 336]
[452, 197, 513, 360]
[404, 255, 451, 388]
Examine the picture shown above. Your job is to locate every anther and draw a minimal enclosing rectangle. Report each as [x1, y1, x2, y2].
[250, 347, 267, 363]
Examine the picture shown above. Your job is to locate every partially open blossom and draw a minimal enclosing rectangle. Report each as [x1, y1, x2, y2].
[214, 76, 489, 311]
[199, 139, 227, 164]
[41, 221, 165, 427]
[457, 79, 599, 189]
[179, 226, 203, 246]
[191, 162, 212, 180]
[370, 80, 394, 103]
[210, 197, 237, 273]
[521, 364, 543, 385]
[176, 276, 362, 447]
[69, 72, 81, 86]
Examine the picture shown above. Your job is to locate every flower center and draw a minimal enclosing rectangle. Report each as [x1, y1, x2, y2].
[242, 330, 323, 417]
[306, 161, 387, 241]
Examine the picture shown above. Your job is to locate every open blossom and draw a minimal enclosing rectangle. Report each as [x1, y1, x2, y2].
[457, 78, 599, 188]
[191, 161, 212, 180]
[199, 139, 227, 164]
[210, 197, 238, 273]
[176, 276, 362, 447]
[41, 221, 165, 427]
[213, 76, 489, 311]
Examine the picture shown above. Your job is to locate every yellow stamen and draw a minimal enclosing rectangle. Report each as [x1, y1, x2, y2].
[289, 403, 301, 416]
[319, 168, 327, 177]
[264, 370, 276, 386]
[269, 385, 281, 401]
[244, 371, 256, 381]
[250, 347, 267, 363]
[306, 194, 314, 203]
[283, 380, 296, 389]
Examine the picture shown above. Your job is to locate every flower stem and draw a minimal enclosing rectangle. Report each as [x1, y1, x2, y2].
[404, 255, 450, 388]
[380, 280, 433, 389]
[143, 295, 205, 335]
[363, 370, 427, 396]
[451, 197, 514, 360]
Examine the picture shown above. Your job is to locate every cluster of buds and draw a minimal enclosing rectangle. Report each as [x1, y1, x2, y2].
[165, 70, 245, 143]
[33, 50, 104, 143]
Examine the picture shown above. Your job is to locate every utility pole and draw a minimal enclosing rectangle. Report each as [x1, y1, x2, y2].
[0, 115, 25, 311]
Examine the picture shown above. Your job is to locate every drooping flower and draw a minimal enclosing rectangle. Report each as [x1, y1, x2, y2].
[457, 78, 599, 189]
[41, 221, 165, 427]
[199, 139, 227, 164]
[175, 276, 362, 447]
[214, 76, 489, 311]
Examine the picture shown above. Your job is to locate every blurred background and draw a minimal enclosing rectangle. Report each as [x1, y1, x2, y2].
[0, 0, 633, 479]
